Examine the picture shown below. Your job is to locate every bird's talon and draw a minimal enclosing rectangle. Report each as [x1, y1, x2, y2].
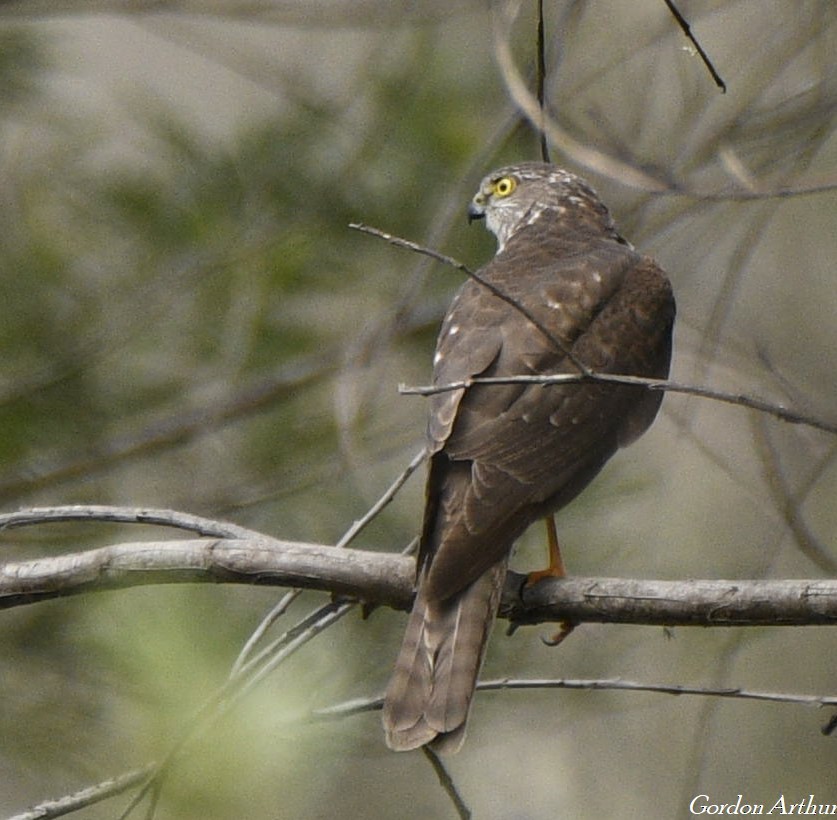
[541, 620, 576, 647]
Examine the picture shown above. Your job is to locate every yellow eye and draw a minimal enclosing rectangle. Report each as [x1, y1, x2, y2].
[492, 176, 517, 197]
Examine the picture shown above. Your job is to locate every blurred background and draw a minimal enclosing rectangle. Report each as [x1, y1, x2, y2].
[0, 1, 834, 818]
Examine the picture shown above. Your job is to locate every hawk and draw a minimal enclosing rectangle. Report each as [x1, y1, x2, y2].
[382, 162, 675, 752]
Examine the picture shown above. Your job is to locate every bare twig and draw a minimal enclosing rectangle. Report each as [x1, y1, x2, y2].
[7, 765, 155, 820]
[348, 224, 834, 437]
[400, 372, 837, 436]
[232, 447, 424, 676]
[348, 223, 590, 374]
[23, 668, 835, 820]
[535, 0, 550, 163]
[479, 677, 837, 707]
[228, 590, 298, 678]
[662, 0, 726, 92]
[312, 677, 837, 723]
[422, 747, 472, 820]
[229, 599, 356, 707]
[491, 0, 668, 191]
[0, 504, 268, 540]
[336, 446, 426, 549]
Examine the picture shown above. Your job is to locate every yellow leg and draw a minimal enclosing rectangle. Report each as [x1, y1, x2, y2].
[526, 515, 567, 584]
[525, 515, 575, 646]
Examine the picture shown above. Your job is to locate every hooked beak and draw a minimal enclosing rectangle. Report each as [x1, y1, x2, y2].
[467, 193, 487, 223]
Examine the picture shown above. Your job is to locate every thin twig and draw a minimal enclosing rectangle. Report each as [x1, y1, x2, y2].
[0, 505, 268, 541]
[232, 447, 425, 675]
[6, 766, 155, 820]
[422, 746, 472, 820]
[476, 677, 837, 707]
[336, 446, 426, 549]
[350, 223, 834, 437]
[229, 590, 298, 677]
[228, 600, 357, 710]
[491, 1, 670, 193]
[399, 373, 836, 436]
[349, 222, 589, 374]
[25, 670, 836, 820]
[662, 0, 726, 92]
[310, 677, 837, 723]
[535, 0, 550, 163]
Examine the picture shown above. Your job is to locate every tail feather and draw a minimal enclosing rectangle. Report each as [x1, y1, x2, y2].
[382, 561, 507, 753]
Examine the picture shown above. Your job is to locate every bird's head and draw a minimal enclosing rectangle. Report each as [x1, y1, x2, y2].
[468, 162, 616, 251]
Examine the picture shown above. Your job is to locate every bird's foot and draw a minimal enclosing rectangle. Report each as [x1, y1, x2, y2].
[524, 516, 576, 645]
[541, 620, 576, 646]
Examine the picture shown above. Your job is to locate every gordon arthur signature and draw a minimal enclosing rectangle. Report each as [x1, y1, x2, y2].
[689, 794, 837, 815]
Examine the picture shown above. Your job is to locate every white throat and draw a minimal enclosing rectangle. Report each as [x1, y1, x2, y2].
[487, 202, 550, 253]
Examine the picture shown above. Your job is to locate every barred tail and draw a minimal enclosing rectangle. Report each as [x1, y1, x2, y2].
[382, 561, 507, 753]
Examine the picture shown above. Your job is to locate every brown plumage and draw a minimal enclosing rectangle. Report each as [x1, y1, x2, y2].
[382, 162, 675, 752]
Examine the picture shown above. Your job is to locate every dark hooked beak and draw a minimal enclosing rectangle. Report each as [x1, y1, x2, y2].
[467, 199, 486, 223]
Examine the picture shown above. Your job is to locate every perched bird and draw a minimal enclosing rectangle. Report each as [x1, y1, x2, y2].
[382, 162, 675, 752]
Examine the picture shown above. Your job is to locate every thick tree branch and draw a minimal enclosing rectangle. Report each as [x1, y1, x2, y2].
[505, 574, 837, 627]
[1, 537, 835, 626]
[0, 538, 412, 611]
